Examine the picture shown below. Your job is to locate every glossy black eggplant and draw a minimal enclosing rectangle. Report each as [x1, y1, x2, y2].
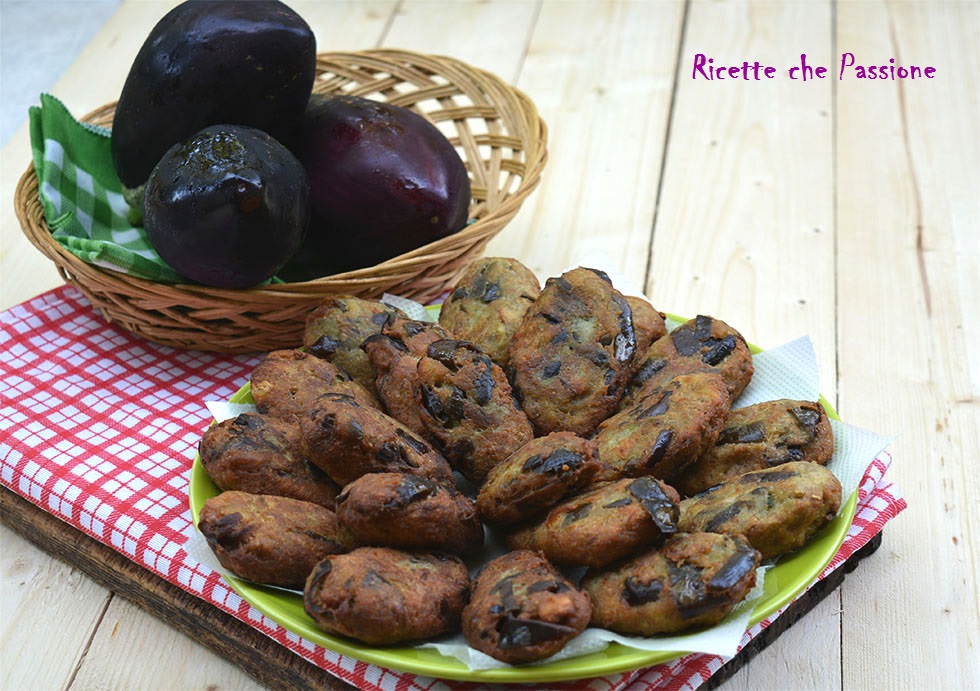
[143, 124, 309, 288]
[111, 0, 316, 191]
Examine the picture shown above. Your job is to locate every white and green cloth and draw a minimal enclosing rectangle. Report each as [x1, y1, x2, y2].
[29, 94, 185, 283]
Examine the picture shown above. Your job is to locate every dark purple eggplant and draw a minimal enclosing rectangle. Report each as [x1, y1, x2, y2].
[111, 0, 316, 192]
[279, 94, 472, 280]
[143, 125, 309, 288]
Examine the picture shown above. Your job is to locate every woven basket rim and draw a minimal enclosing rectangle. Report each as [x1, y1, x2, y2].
[17, 48, 548, 302]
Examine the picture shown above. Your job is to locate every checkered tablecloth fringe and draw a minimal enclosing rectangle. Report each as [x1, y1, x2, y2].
[0, 285, 906, 691]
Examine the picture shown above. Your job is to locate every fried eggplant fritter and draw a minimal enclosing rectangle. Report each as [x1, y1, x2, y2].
[335, 472, 484, 555]
[416, 339, 533, 485]
[625, 295, 667, 358]
[438, 257, 541, 367]
[508, 267, 637, 437]
[476, 432, 601, 526]
[250, 349, 378, 419]
[675, 398, 834, 496]
[462, 550, 591, 664]
[304, 547, 470, 645]
[678, 461, 843, 559]
[594, 371, 731, 484]
[198, 412, 340, 508]
[300, 392, 454, 487]
[506, 476, 681, 569]
[583, 531, 761, 635]
[362, 318, 453, 439]
[198, 491, 357, 589]
[303, 296, 407, 395]
[624, 315, 754, 407]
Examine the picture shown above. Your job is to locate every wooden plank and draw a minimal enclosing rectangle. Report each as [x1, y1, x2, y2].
[485, 0, 687, 289]
[71, 596, 265, 690]
[0, 523, 111, 690]
[651, 2, 839, 689]
[650, 0, 837, 370]
[0, 488, 350, 691]
[835, 1, 980, 689]
[383, 0, 540, 81]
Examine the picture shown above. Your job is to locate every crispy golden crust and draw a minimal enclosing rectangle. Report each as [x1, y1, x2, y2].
[462, 550, 591, 664]
[336, 473, 484, 555]
[382, 317, 455, 354]
[250, 349, 378, 419]
[477, 432, 601, 526]
[506, 477, 681, 568]
[303, 296, 406, 394]
[199, 413, 340, 508]
[583, 532, 761, 635]
[594, 371, 732, 483]
[675, 399, 835, 496]
[304, 547, 470, 645]
[300, 392, 454, 487]
[438, 257, 541, 367]
[678, 461, 843, 559]
[508, 267, 637, 437]
[362, 318, 453, 440]
[198, 491, 357, 589]
[624, 315, 754, 407]
[625, 295, 667, 358]
[416, 339, 534, 485]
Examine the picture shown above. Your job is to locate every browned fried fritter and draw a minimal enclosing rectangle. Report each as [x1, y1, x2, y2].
[583, 531, 761, 636]
[303, 296, 406, 394]
[335, 472, 484, 555]
[506, 476, 680, 569]
[625, 295, 667, 358]
[462, 550, 591, 664]
[508, 267, 637, 437]
[362, 318, 453, 439]
[624, 315, 754, 407]
[675, 398, 834, 496]
[304, 547, 470, 645]
[678, 461, 843, 559]
[477, 432, 601, 526]
[438, 257, 541, 367]
[198, 412, 340, 508]
[593, 371, 731, 483]
[250, 349, 378, 419]
[416, 339, 534, 485]
[300, 392, 454, 487]
[198, 491, 357, 589]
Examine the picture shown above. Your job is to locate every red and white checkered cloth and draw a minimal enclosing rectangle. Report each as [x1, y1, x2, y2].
[0, 285, 907, 691]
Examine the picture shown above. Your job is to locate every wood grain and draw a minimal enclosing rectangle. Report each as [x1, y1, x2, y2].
[487, 0, 687, 287]
[650, 0, 837, 375]
[653, 2, 839, 688]
[836, 1, 980, 689]
[1, 523, 110, 690]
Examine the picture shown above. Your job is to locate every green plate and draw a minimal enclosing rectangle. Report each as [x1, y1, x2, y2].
[188, 332, 856, 683]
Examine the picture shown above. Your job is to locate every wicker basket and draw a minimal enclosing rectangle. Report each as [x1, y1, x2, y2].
[16, 49, 548, 353]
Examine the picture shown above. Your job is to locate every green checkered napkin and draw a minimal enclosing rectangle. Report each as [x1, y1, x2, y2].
[28, 93, 184, 283]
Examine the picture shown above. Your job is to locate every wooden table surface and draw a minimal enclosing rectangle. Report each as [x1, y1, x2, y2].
[1, 1, 977, 689]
